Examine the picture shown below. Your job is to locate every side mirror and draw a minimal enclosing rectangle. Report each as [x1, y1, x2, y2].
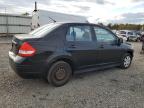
[118, 38, 123, 45]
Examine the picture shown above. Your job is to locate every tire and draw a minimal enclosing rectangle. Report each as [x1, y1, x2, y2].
[120, 53, 132, 69]
[47, 61, 72, 87]
[135, 39, 138, 42]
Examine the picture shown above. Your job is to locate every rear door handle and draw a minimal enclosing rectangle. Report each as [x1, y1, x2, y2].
[100, 44, 104, 48]
[69, 44, 76, 48]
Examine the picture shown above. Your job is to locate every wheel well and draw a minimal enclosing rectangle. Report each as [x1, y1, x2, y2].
[127, 51, 133, 58]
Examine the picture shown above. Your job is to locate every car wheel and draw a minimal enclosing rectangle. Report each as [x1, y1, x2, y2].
[135, 39, 138, 42]
[47, 61, 72, 87]
[120, 53, 132, 69]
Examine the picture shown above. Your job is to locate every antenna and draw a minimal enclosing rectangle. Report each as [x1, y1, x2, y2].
[49, 17, 56, 23]
[34, 1, 37, 12]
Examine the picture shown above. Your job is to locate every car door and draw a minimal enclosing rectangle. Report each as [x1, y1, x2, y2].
[65, 24, 100, 70]
[93, 26, 123, 65]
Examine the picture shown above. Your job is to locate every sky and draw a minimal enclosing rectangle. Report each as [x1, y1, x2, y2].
[0, 0, 144, 24]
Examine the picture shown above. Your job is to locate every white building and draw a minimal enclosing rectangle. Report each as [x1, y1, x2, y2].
[0, 2, 88, 35]
[31, 10, 88, 30]
[0, 13, 32, 35]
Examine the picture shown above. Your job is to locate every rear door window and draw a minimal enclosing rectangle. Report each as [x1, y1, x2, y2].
[66, 25, 92, 42]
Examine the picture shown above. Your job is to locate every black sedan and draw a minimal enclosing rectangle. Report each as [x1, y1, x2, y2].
[9, 22, 134, 87]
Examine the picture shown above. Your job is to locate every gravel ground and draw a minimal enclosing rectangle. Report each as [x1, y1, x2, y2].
[0, 42, 144, 108]
[0, 36, 12, 44]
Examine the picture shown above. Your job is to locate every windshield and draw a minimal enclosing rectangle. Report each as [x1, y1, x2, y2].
[29, 23, 60, 37]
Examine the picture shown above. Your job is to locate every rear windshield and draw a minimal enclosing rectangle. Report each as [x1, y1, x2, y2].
[128, 32, 133, 35]
[120, 31, 126, 34]
[29, 23, 60, 38]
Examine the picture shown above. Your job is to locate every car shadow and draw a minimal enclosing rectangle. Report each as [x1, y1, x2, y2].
[73, 67, 119, 80]
[3, 67, 123, 90]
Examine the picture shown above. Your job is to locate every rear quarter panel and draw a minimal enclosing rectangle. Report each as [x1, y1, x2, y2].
[28, 24, 73, 74]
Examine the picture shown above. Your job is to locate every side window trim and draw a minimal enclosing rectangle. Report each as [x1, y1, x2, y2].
[90, 25, 96, 41]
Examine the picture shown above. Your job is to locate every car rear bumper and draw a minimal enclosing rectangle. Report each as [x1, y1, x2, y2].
[9, 51, 46, 78]
[128, 37, 138, 41]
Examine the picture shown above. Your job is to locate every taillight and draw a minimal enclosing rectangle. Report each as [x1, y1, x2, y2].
[18, 42, 36, 57]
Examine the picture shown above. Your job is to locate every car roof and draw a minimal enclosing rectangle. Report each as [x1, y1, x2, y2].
[43, 22, 112, 33]
[49, 22, 103, 27]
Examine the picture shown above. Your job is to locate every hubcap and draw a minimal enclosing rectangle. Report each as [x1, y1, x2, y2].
[124, 56, 131, 67]
[55, 66, 66, 80]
